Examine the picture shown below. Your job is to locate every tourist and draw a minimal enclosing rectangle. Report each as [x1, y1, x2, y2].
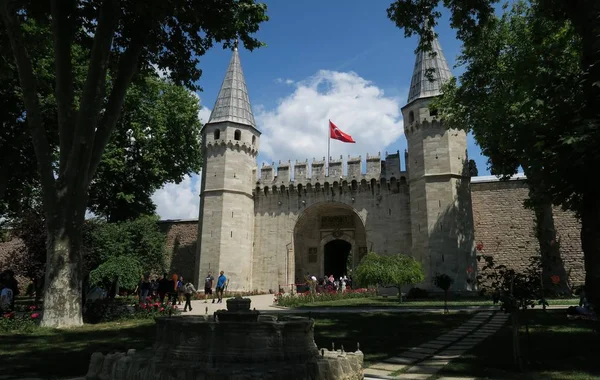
[1, 270, 19, 310]
[158, 273, 169, 303]
[183, 281, 198, 312]
[204, 271, 215, 303]
[340, 276, 347, 293]
[177, 276, 184, 305]
[0, 281, 13, 312]
[138, 275, 151, 303]
[215, 271, 227, 304]
[169, 274, 178, 304]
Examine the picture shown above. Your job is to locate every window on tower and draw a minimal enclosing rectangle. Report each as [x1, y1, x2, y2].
[409, 111, 415, 123]
[214, 129, 220, 140]
[252, 135, 256, 145]
[234, 129, 241, 141]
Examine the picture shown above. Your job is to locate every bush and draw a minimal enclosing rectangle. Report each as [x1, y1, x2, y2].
[89, 255, 143, 291]
[83, 295, 181, 323]
[274, 288, 376, 308]
[0, 308, 40, 333]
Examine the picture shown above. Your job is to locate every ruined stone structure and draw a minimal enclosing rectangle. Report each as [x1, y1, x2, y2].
[83, 297, 364, 380]
[192, 37, 585, 293]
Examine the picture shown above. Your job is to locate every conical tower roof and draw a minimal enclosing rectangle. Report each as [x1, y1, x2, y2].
[406, 33, 452, 104]
[206, 46, 257, 128]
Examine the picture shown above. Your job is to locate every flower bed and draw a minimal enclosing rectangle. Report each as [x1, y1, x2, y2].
[274, 288, 376, 308]
[1, 306, 41, 333]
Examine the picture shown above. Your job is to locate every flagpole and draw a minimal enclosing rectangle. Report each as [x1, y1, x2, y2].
[326, 120, 331, 177]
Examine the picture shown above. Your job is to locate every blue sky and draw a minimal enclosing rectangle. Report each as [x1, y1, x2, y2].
[152, 1, 492, 219]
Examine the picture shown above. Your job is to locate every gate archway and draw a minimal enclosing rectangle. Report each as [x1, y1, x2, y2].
[292, 202, 367, 283]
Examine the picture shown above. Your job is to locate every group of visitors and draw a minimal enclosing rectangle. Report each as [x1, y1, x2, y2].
[203, 270, 228, 304]
[0, 270, 19, 312]
[135, 270, 228, 312]
[300, 273, 352, 294]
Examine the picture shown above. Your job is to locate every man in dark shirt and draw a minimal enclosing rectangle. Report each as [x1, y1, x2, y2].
[204, 271, 214, 303]
[157, 273, 169, 303]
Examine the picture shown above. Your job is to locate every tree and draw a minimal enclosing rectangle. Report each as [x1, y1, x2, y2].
[354, 253, 425, 302]
[468, 159, 478, 177]
[88, 76, 202, 222]
[86, 215, 167, 275]
[89, 255, 143, 292]
[433, 273, 454, 313]
[387, 0, 596, 303]
[0, 0, 268, 328]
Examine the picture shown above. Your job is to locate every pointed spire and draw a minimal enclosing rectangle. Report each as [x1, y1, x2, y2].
[206, 45, 256, 128]
[406, 32, 452, 104]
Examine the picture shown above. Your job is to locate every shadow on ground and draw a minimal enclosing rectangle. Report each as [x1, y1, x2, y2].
[439, 310, 600, 379]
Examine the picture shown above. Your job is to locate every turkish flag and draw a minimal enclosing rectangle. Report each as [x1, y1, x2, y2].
[329, 120, 355, 143]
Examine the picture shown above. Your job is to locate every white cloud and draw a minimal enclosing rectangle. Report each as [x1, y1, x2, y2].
[257, 70, 405, 162]
[151, 174, 202, 220]
[275, 78, 295, 85]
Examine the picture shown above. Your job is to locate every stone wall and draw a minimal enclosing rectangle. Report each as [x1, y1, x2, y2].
[252, 178, 412, 292]
[158, 220, 198, 282]
[471, 177, 585, 286]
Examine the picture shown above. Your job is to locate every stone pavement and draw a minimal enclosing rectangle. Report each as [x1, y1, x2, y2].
[181, 293, 567, 315]
[363, 311, 509, 380]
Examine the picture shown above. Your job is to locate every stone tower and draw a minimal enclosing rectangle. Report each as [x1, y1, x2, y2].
[402, 34, 476, 290]
[195, 46, 260, 291]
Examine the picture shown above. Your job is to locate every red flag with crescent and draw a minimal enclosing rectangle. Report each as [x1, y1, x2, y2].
[329, 120, 355, 143]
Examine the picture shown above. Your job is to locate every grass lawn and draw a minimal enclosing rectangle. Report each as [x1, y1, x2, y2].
[435, 310, 600, 380]
[0, 312, 470, 378]
[295, 296, 580, 308]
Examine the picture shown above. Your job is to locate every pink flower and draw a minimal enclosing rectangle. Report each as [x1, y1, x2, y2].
[29, 305, 37, 311]
[160, 307, 165, 312]
[476, 243, 484, 252]
[31, 313, 40, 319]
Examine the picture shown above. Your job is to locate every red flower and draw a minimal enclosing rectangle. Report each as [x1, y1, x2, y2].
[160, 307, 165, 312]
[550, 275, 560, 285]
[476, 243, 484, 252]
[466, 266, 474, 273]
[29, 305, 37, 311]
[31, 313, 40, 319]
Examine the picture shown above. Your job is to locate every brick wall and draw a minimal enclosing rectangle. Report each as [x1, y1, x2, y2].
[471, 179, 585, 286]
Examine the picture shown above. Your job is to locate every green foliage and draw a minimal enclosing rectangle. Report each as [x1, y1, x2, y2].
[0, 311, 39, 333]
[88, 77, 203, 222]
[354, 253, 425, 289]
[467, 159, 478, 177]
[89, 256, 143, 291]
[433, 273, 454, 292]
[477, 254, 546, 313]
[86, 215, 166, 275]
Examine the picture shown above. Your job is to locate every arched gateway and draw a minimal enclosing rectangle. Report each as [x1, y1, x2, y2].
[292, 202, 367, 282]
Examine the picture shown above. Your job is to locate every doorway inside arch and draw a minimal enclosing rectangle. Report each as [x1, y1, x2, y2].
[324, 240, 351, 279]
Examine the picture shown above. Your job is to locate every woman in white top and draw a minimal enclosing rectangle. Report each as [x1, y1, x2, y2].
[0, 282, 13, 311]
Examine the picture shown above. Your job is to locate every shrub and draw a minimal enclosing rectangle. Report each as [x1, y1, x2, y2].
[274, 288, 376, 308]
[0, 308, 40, 333]
[89, 255, 143, 291]
[354, 253, 424, 301]
[83, 295, 181, 323]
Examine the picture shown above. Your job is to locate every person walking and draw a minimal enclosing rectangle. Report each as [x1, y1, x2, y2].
[215, 271, 227, 304]
[182, 281, 197, 312]
[204, 271, 214, 303]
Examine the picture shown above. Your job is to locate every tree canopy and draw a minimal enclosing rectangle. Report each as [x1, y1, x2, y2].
[0, 0, 268, 328]
[354, 253, 424, 301]
[387, 0, 600, 308]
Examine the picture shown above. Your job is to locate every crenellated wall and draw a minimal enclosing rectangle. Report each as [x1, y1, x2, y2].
[256, 152, 407, 191]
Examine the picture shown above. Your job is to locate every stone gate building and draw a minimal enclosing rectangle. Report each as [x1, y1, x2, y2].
[192, 37, 585, 293]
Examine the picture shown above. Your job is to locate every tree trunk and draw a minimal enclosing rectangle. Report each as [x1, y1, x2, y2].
[41, 196, 86, 328]
[533, 202, 570, 295]
[511, 311, 522, 371]
[580, 193, 600, 311]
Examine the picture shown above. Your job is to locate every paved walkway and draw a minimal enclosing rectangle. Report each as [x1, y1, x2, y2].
[363, 311, 509, 380]
[180, 294, 566, 315]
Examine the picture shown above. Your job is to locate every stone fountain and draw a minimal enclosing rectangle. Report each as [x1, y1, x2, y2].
[83, 297, 364, 379]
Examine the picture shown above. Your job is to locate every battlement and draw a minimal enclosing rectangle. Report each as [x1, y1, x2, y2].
[256, 151, 407, 192]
